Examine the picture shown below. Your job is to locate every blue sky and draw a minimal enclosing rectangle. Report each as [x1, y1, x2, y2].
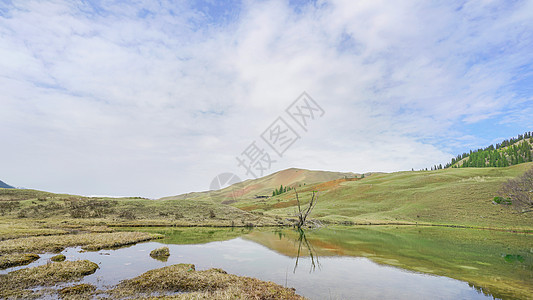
[0, 0, 532, 198]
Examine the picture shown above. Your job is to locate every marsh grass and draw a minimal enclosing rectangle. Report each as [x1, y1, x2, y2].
[0, 221, 68, 241]
[0, 231, 162, 253]
[0, 253, 39, 269]
[110, 263, 304, 299]
[59, 283, 96, 299]
[138, 288, 299, 299]
[0, 260, 98, 298]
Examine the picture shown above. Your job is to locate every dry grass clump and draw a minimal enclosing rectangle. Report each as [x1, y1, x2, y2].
[110, 263, 305, 300]
[0, 253, 39, 269]
[0, 260, 98, 298]
[142, 286, 303, 299]
[150, 246, 170, 261]
[51, 254, 66, 262]
[0, 231, 162, 254]
[59, 283, 96, 299]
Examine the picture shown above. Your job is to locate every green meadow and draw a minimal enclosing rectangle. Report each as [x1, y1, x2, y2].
[244, 163, 533, 230]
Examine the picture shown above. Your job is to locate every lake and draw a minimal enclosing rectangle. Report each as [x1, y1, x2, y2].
[2, 226, 531, 299]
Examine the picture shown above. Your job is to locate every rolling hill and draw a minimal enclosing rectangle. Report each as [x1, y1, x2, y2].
[238, 163, 533, 229]
[0, 164, 531, 230]
[161, 168, 359, 204]
[2, 132, 532, 230]
[160, 160, 533, 230]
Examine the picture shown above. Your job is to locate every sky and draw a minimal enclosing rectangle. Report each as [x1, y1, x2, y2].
[1, 0, 532, 198]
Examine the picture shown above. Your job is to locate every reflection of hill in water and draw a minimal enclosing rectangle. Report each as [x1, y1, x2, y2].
[244, 226, 533, 300]
[244, 230, 346, 257]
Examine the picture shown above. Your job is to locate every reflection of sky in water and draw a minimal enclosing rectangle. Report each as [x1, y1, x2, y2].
[1, 237, 491, 300]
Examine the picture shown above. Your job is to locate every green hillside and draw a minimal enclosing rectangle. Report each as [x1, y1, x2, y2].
[443, 132, 532, 169]
[1, 164, 531, 231]
[241, 163, 533, 230]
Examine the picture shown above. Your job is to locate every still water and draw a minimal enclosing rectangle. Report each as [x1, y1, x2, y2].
[2, 226, 532, 299]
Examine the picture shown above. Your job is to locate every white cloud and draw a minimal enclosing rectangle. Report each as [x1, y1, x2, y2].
[0, 0, 531, 197]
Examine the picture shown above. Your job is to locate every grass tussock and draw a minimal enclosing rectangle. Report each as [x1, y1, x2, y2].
[51, 254, 66, 262]
[0, 260, 98, 298]
[110, 263, 305, 300]
[150, 246, 170, 261]
[59, 283, 96, 299]
[0, 231, 162, 254]
[0, 253, 39, 269]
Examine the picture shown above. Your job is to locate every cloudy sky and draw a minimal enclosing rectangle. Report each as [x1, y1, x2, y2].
[1, 0, 532, 198]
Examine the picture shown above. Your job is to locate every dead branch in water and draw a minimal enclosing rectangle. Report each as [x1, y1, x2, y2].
[294, 190, 318, 229]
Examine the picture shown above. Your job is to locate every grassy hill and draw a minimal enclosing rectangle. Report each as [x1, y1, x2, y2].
[1, 164, 531, 231]
[161, 168, 358, 205]
[237, 163, 533, 230]
[0, 188, 282, 234]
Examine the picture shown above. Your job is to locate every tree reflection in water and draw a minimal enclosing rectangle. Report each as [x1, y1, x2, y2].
[294, 228, 320, 273]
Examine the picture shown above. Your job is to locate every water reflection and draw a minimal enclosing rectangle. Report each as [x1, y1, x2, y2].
[2, 226, 531, 299]
[293, 229, 320, 273]
[244, 226, 533, 299]
[150, 255, 168, 262]
[129, 226, 532, 299]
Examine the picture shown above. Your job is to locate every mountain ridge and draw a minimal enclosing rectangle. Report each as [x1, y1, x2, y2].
[160, 168, 360, 202]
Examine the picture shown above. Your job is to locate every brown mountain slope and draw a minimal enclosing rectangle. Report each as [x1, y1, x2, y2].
[160, 168, 358, 203]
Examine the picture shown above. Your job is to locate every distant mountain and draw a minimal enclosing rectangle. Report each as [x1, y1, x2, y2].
[0, 180, 15, 189]
[161, 168, 359, 203]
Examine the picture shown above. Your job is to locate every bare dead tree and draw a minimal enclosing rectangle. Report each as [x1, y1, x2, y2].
[500, 167, 533, 213]
[294, 190, 318, 228]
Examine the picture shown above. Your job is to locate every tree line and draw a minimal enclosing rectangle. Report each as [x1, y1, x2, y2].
[272, 184, 294, 196]
[438, 132, 532, 170]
